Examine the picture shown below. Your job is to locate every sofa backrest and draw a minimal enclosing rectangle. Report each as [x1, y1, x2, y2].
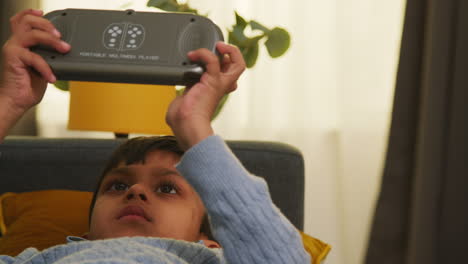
[0, 137, 305, 230]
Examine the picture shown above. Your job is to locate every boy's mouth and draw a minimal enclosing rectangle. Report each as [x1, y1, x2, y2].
[117, 205, 152, 222]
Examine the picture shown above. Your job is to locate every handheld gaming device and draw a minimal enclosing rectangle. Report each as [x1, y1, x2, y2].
[32, 9, 224, 85]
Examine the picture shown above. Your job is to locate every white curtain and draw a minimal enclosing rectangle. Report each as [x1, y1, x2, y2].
[38, 0, 406, 263]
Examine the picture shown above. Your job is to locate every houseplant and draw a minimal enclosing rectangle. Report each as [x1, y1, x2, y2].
[146, 0, 291, 68]
[145, 0, 291, 117]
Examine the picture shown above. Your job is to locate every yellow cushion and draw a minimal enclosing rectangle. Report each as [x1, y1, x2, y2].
[0, 190, 92, 256]
[300, 231, 331, 264]
[0, 190, 330, 262]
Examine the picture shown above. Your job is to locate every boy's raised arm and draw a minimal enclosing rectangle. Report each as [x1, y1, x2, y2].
[167, 43, 311, 263]
[0, 9, 70, 142]
[165, 42, 245, 150]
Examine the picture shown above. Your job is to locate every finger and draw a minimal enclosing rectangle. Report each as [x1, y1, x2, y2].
[10, 9, 43, 25]
[15, 29, 70, 52]
[229, 83, 238, 93]
[216, 42, 245, 66]
[221, 54, 232, 72]
[187, 48, 220, 75]
[10, 9, 44, 33]
[22, 14, 61, 37]
[18, 48, 56, 83]
[215, 42, 246, 78]
[12, 14, 61, 38]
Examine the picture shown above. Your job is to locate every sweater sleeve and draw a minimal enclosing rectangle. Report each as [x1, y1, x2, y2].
[0, 248, 39, 264]
[176, 135, 311, 264]
[0, 256, 14, 264]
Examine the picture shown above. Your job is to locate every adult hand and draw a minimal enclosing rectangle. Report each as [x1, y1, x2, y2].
[166, 42, 246, 150]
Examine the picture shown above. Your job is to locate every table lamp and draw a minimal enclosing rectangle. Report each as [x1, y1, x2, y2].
[68, 81, 176, 138]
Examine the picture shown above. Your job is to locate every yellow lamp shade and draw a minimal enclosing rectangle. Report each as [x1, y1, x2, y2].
[68, 81, 176, 135]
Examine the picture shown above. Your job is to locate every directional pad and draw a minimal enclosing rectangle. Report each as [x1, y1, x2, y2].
[123, 24, 145, 50]
[103, 23, 125, 50]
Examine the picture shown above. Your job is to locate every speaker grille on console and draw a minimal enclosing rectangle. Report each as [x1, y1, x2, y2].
[178, 22, 214, 57]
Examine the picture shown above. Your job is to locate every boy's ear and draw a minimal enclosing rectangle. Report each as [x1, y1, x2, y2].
[199, 233, 221, 249]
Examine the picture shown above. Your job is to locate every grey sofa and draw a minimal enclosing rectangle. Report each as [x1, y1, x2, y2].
[0, 137, 305, 230]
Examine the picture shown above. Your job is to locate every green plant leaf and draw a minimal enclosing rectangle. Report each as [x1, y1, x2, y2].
[178, 3, 199, 14]
[53, 80, 69, 91]
[235, 12, 248, 30]
[230, 30, 263, 68]
[147, 0, 178, 11]
[250, 20, 270, 34]
[146, 0, 167, 6]
[228, 26, 248, 47]
[242, 39, 260, 68]
[265, 27, 290, 58]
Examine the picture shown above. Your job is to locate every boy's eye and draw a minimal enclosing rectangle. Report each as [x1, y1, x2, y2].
[110, 182, 129, 191]
[156, 184, 177, 194]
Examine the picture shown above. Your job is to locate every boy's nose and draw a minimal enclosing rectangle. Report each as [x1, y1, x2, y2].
[126, 184, 148, 201]
[126, 193, 147, 201]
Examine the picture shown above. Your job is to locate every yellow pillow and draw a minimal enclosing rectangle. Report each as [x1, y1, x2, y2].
[300, 231, 331, 263]
[0, 190, 330, 263]
[0, 190, 92, 256]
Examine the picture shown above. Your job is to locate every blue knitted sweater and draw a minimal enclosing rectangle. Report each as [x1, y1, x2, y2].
[0, 135, 311, 264]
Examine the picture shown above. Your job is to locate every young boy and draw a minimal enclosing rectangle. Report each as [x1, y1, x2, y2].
[85, 135, 219, 247]
[0, 9, 312, 263]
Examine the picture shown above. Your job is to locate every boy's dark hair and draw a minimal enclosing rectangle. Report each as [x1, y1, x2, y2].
[88, 135, 214, 241]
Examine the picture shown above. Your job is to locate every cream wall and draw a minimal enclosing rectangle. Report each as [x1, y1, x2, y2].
[37, 1, 406, 263]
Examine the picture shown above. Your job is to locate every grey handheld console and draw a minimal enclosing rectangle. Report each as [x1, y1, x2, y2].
[33, 9, 224, 85]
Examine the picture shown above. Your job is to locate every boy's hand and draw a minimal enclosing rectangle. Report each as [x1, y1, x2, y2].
[166, 42, 246, 150]
[1, 9, 70, 112]
[0, 9, 70, 141]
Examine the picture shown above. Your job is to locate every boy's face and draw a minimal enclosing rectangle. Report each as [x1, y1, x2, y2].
[87, 150, 206, 241]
